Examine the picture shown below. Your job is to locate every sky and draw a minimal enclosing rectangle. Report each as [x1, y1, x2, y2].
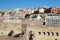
[0, 0, 60, 10]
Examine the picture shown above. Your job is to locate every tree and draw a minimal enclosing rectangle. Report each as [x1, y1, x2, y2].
[25, 14, 30, 19]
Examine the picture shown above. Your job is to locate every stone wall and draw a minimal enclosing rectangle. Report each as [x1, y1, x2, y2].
[25, 25, 60, 40]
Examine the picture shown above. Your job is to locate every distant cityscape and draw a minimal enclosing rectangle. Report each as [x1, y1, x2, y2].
[0, 6, 60, 40]
[0, 6, 60, 26]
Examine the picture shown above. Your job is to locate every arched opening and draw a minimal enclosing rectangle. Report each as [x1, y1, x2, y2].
[56, 32, 59, 36]
[38, 32, 41, 35]
[51, 32, 54, 36]
[43, 32, 46, 35]
[47, 32, 50, 36]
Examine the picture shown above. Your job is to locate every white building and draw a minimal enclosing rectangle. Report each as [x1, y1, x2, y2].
[28, 8, 38, 14]
[36, 14, 42, 21]
[45, 14, 60, 26]
[39, 8, 44, 13]
[12, 8, 20, 14]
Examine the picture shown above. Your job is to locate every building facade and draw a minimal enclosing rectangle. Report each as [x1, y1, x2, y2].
[45, 14, 60, 26]
[39, 8, 45, 13]
[51, 8, 58, 13]
[50, 8, 60, 14]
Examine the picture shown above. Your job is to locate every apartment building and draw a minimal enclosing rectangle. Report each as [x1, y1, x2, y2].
[45, 14, 60, 26]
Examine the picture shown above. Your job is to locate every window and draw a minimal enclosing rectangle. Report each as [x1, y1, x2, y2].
[51, 32, 54, 36]
[55, 10, 56, 11]
[56, 32, 59, 36]
[43, 32, 46, 35]
[47, 32, 50, 36]
[38, 32, 41, 35]
[52, 12, 54, 13]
